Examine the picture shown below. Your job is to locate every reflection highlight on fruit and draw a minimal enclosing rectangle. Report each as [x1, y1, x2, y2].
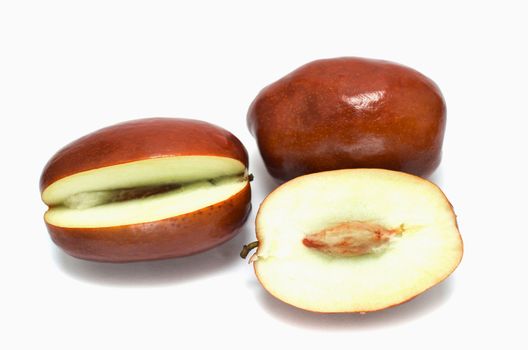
[248, 57, 446, 181]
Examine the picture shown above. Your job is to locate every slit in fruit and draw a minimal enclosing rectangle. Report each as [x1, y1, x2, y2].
[302, 221, 404, 257]
[61, 173, 249, 210]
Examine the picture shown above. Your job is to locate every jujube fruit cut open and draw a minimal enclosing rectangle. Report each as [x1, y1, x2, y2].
[40, 118, 251, 262]
[244, 169, 463, 313]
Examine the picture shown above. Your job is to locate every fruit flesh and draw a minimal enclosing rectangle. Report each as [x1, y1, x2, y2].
[43, 156, 248, 228]
[253, 169, 462, 313]
[42, 156, 245, 205]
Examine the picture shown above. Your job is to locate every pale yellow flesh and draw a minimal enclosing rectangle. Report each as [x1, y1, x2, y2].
[42, 156, 245, 206]
[254, 169, 463, 313]
[43, 156, 247, 228]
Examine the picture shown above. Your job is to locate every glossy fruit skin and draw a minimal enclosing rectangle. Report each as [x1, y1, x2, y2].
[41, 118, 251, 262]
[41, 118, 249, 191]
[47, 183, 251, 262]
[248, 57, 446, 181]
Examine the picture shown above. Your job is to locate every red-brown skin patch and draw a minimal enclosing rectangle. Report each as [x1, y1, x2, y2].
[47, 183, 251, 262]
[40, 118, 248, 192]
[247, 57, 446, 181]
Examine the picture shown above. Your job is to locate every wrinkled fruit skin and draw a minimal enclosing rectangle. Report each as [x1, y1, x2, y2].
[248, 57, 446, 181]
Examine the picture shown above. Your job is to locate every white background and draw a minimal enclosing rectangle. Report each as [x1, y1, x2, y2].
[1, 1, 527, 349]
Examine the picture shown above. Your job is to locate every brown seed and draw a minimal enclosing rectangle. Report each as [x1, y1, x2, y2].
[302, 221, 404, 256]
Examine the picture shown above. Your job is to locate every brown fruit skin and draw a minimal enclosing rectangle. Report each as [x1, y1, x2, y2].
[47, 183, 251, 262]
[41, 118, 251, 262]
[247, 57, 446, 181]
[41, 118, 249, 192]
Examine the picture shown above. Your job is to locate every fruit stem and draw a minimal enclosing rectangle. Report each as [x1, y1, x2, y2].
[240, 241, 259, 259]
[248, 174, 254, 182]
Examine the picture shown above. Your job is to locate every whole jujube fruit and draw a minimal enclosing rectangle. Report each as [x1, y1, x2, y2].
[248, 57, 446, 181]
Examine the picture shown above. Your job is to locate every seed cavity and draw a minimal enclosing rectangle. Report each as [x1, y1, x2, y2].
[62, 173, 248, 210]
[302, 221, 404, 257]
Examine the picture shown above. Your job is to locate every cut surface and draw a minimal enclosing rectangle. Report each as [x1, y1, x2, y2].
[42, 156, 245, 205]
[253, 169, 463, 313]
[43, 156, 248, 228]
